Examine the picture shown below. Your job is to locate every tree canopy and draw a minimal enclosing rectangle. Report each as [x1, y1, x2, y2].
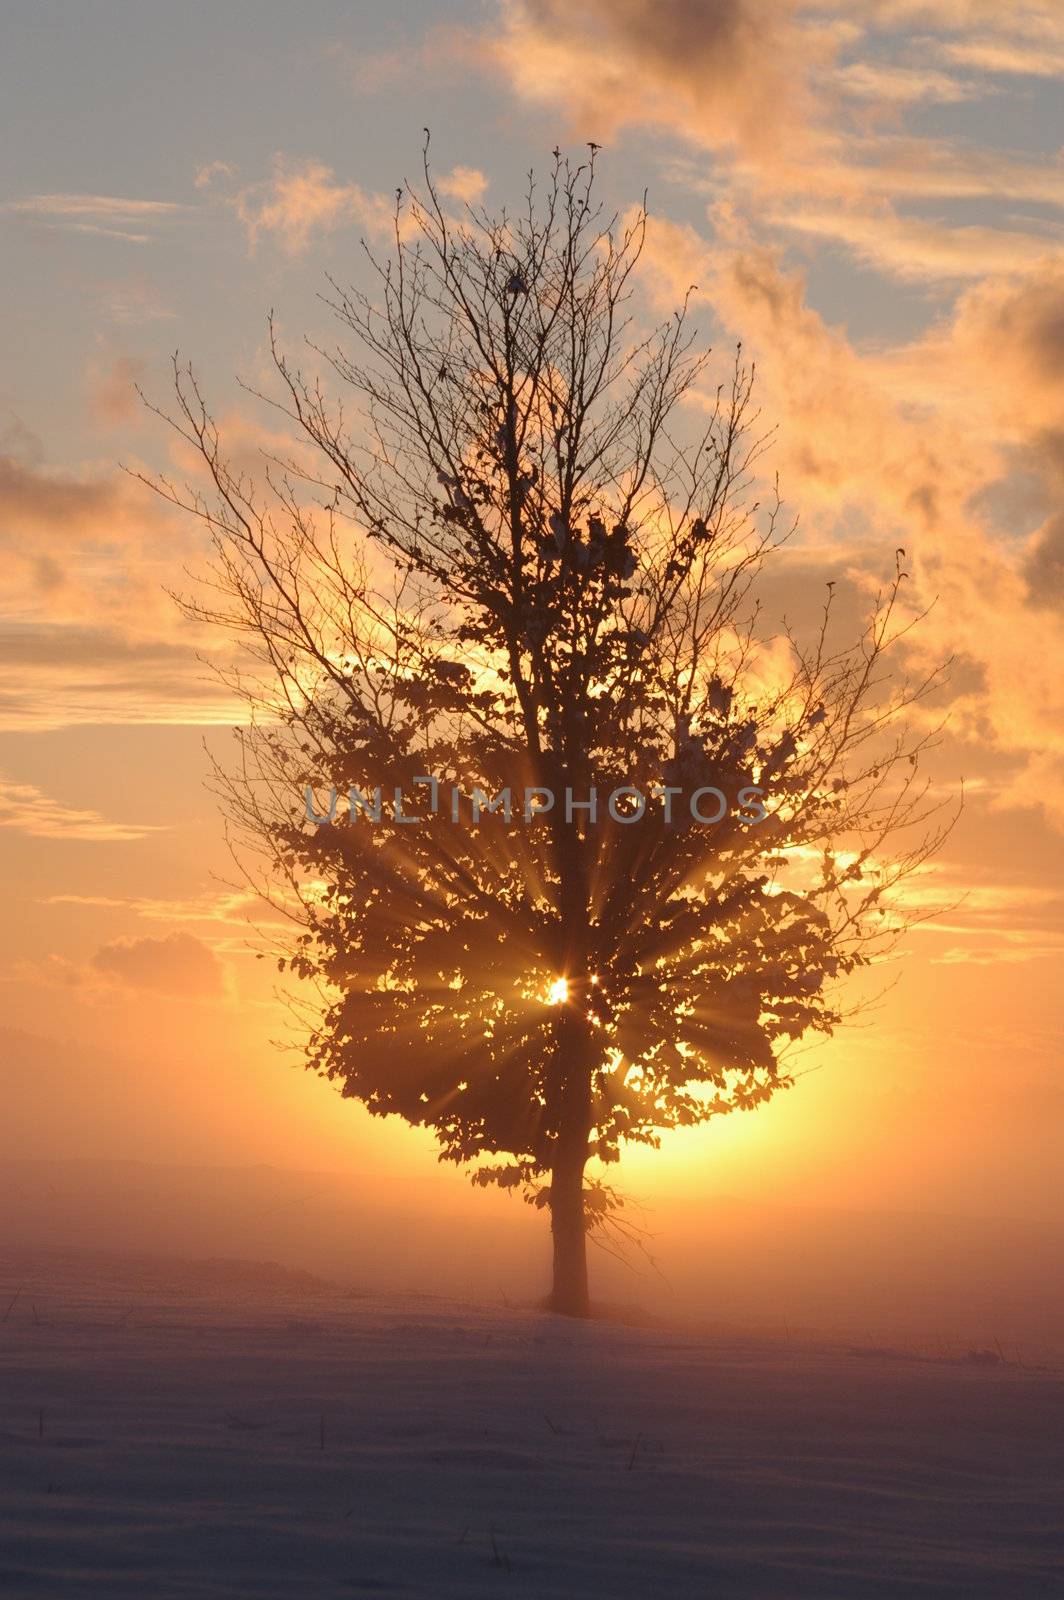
[141, 147, 951, 1314]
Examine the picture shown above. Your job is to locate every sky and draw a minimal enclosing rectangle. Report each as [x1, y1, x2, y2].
[0, 1, 1061, 1268]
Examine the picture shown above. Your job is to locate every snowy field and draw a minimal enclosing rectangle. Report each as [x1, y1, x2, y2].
[0, 1255, 1061, 1599]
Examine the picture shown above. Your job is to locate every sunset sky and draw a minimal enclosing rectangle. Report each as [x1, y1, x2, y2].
[1, 0, 1061, 1245]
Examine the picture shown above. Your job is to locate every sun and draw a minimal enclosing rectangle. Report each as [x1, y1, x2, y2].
[545, 976, 569, 1006]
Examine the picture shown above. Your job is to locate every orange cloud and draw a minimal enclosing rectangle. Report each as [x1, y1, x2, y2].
[200, 154, 483, 256]
[437, 165, 489, 204]
[636, 214, 1064, 820]
[222, 156, 397, 256]
[467, 0, 1064, 820]
[483, 0, 828, 165]
[945, 262, 1064, 434]
[90, 930, 227, 997]
[479, 0, 1063, 283]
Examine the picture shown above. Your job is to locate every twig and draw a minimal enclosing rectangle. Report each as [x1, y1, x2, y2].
[488, 1525, 511, 1570]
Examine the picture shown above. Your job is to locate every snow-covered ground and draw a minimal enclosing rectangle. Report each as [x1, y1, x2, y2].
[0, 1254, 1061, 1598]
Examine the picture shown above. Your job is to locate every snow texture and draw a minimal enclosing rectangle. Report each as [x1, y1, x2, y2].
[0, 1254, 1061, 1597]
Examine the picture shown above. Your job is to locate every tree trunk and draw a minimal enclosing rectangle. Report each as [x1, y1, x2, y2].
[548, 1135, 590, 1317]
[547, 1008, 593, 1317]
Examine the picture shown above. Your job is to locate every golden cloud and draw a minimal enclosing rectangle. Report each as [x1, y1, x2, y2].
[0, 777, 160, 842]
[636, 214, 1064, 820]
[90, 930, 227, 997]
[0, 447, 242, 729]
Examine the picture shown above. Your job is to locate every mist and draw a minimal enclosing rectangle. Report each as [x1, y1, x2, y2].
[3, 1155, 1060, 1358]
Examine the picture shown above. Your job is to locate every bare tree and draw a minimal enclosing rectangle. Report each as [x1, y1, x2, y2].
[137, 147, 950, 1317]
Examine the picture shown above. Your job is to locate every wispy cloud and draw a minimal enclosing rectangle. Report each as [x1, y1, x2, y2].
[936, 36, 1064, 76]
[833, 59, 980, 104]
[0, 448, 246, 730]
[1, 192, 184, 244]
[41, 887, 290, 941]
[767, 205, 1062, 280]
[2, 193, 182, 217]
[102, 281, 176, 324]
[0, 778, 161, 842]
